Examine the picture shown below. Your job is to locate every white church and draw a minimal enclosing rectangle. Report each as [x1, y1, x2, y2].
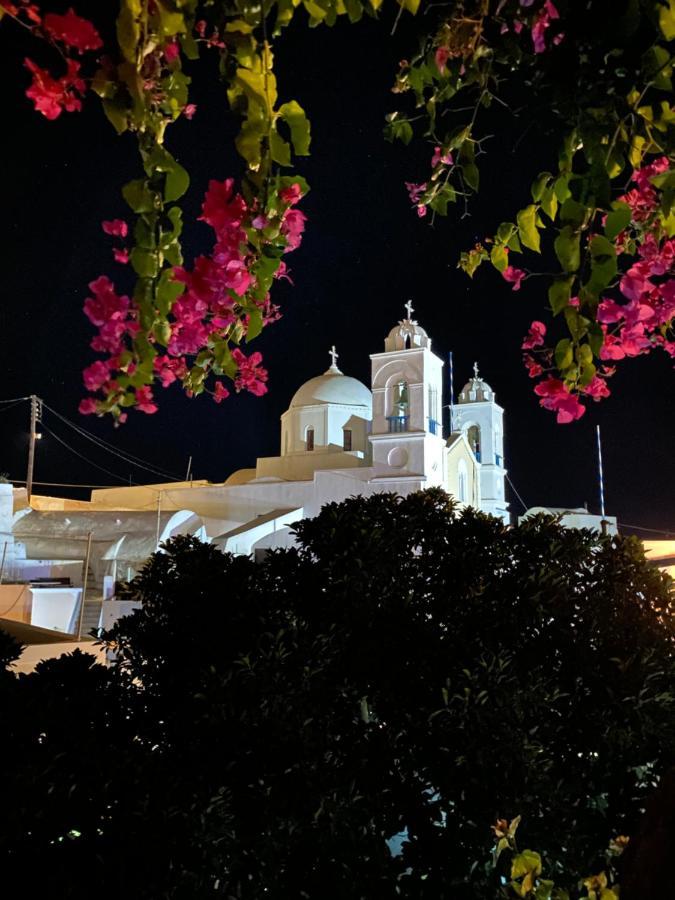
[0, 304, 627, 662]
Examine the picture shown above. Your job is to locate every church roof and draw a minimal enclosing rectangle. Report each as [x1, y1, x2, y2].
[290, 371, 372, 409]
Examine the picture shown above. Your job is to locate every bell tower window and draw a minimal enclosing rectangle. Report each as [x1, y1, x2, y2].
[306, 427, 314, 451]
[468, 425, 481, 462]
[343, 429, 352, 451]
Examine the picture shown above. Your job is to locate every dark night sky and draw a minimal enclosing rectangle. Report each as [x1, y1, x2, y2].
[1, 3, 673, 532]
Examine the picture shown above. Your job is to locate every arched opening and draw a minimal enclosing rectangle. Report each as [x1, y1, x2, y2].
[467, 425, 481, 462]
[388, 380, 410, 432]
[457, 459, 468, 503]
[306, 427, 314, 451]
[404, 333, 411, 349]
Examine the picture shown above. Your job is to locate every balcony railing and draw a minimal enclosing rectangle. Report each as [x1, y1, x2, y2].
[387, 415, 409, 433]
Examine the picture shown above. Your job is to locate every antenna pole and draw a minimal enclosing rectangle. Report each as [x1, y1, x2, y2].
[26, 395, 40, 503]
[596, 425, 606, 519]
[448, 352, 455, 432]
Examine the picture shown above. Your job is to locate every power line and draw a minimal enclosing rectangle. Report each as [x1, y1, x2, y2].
[506, 472, 528, 512]
[39, 422, 137, 486]
[0, 399, 26, 414]
[0, 396, 29, 405]
[9, 479, 131, 489]
[40, 401, 182, 482]
[618, 522, 675, 537]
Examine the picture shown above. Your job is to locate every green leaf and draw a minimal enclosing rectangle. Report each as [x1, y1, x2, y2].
[270, 131, 292, 167]
[246, 308, 264, 341]
[123, 179, 156, 214]
[165, 161, 189, 202]
[511, 850, 542, 880]
[540, 185, 559, 222]
[604, 202, 631, 241]
[278, 100, 311, 156]
[554, 226, 581, 272]
[130, 248, 159, 278]
[517, 205, 541, 253]
[659, 0, 675, 39]
[490, 245, 509, 273]
[155, 0, 186, 36]
[555, 339, 573, 370]
[102, 99, 128, 135]
[559, 198, 587, 228]
[586, 234, 617, 293]
[117, 0, 142, 64]
[549, 276, 574, 314]
[156, 269, 184, 315]
[397, 0, 420, 13]
[531, 172, 552, 202]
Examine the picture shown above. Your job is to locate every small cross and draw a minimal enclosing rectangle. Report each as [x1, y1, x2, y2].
[404, 300, 414, 320]
[473, 361, 480, 379]
[329, 345, 339, 368]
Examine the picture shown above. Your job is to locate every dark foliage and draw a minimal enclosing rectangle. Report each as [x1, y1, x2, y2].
[1, 489, 674, 898]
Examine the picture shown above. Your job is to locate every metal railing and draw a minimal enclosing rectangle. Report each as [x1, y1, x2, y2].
[387, 415, 410, 433]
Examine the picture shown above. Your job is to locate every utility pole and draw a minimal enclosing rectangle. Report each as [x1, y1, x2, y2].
[26, 395, 41, 503]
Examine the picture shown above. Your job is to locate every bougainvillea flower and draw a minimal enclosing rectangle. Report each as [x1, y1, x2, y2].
[78, 397, 98, 415]
[213, 381, 230, 403]
[522, 320, 546, 349]
[534, 377, 586, 423]
[583, 375, 611, 401]
[232, 348, 268, 396]
[102, 219, 128, 238]
[523, 354, 543, 378]
[83, 276, 130, 327]
[43, 9, 102, 52]
[431, 146, 453, 168]
[279, 183, 303, 205]
[502, 265, 526, 291]
[164, 40, 180, 63]
[183, 103, 197, 120]
[405, 182, 427, 204]
[82, 360, 111, 392]
[435, 47, 449, 74]
[200, 178, 247, 233]
[24, 57, 85, 119]
[281, 208, 307, 251]
[43, 8, 102, 52]
[113, 248, 129, 264]
[134, 386, 158, 415]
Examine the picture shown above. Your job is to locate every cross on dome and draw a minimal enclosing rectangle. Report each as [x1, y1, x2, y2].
[473, 361, 480, 379]
[404, 300, 415, 320]
[327, 344, 342, 373]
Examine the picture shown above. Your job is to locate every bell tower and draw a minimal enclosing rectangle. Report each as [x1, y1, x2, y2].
[369, 303, 446, 485]
[454, 363, 509, 523]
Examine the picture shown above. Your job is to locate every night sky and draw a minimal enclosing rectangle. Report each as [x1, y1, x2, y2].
[1, 3, 674, 533]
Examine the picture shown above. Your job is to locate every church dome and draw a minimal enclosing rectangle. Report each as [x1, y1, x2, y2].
[458, 363, 495, 403]
[290, 371, 372, 409]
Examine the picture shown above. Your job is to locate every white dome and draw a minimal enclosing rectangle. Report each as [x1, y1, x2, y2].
[458, 364, 494, 403]
[290, 372, 372, 409]
[384, 319, 430, 352]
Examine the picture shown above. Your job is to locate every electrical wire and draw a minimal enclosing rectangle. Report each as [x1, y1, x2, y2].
[0, 396, 29, 405]
[505, 472, 528, 512]
[9, 479, 132, 489]
[40, 402, 183, 482]
[618, 522, 675, 537]
[38, 422, 138, 486]
[0, 399, 26, 414]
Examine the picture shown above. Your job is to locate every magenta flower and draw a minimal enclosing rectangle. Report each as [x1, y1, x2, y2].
[522, 320, 546, 349]
[534, 377, 586, 424]
[502, 265, 526, 291]
[435, 47, 449, 74]
[82, 360, 111, 392]
[232, 348, 268, 397]
[183, 103, 197, 120]
[78, 397, 98, 415]
[43, 8, 103, 53]
[213, 381, 230, 403]
[24, 57, 86, 119]
[135, 386, 158, 415]
[102, 219, 128, 238]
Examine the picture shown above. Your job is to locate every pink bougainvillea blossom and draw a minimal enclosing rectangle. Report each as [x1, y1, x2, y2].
[502, 265, 526, 291]
[431, 146, 453, 168]
[534, 377, 586, 424]
[163, 40, 180, 63]
[82, 360, 111, 393]
[435, 47, 449, 74]
[279, 183, 303, 205]
[232, 348, 268, 396]
[523, 354, 543, 378]
[583, 375, 611, 401]
[78, 397, 98, 415]
[102, 219, 128, 238]
[281, 208, 307, 251]
[531, 1, 560, 53]
[43, 8, 102, 52]
[113, 248, 129, 264]
[522, 320, 546, 349]
[213, 381, 230, 403]
[24, 57, 86, 119]
[183, 103, 197, 120]
[135, 386, 158, 415]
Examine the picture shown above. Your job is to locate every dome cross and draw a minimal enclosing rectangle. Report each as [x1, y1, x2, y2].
[328, 345, 341, 373]
[473, 361, 480, 379]
[404, 300, 415, 320]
